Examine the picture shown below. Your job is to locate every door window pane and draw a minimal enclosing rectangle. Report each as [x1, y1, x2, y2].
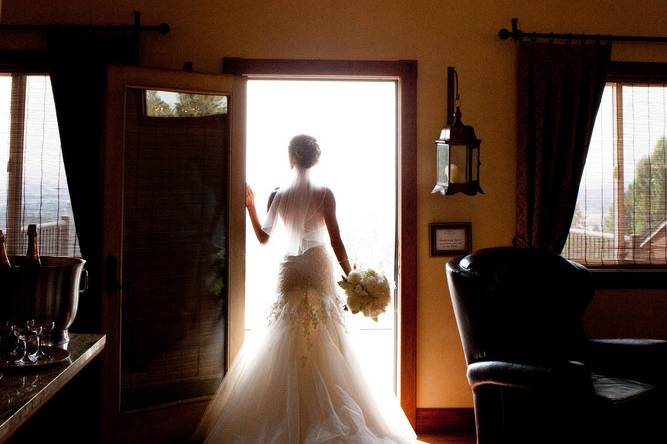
[145, 90, 228, 117]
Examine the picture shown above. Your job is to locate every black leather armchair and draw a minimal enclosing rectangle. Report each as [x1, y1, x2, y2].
[446, 247, 666, 444]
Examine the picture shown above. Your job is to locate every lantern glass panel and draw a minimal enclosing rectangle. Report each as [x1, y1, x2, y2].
[449, 144, 468, 183]
[471, 146, 479, 181]
[436, 141, 449, 185]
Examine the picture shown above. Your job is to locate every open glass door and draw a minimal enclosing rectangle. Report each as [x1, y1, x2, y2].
[101, 65, 245, 443]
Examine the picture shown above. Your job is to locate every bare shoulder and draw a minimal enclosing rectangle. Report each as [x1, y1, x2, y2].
[320, 186, 335, 198]
[320, 187, 336, 214]
[321, 186, 335, 202]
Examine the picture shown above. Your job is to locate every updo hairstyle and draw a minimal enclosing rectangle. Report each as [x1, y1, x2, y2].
[288, 134, 321, 169]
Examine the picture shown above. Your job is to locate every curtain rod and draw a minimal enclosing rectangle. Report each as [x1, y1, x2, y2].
[0, 11, 170, 35]
[499, 18, 667, 43]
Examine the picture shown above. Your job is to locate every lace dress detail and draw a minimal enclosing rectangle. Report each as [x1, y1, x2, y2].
[269, 247, 344, 355]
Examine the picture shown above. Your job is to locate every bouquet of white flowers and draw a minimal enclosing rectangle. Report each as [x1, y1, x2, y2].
[338, 267, 391, 321]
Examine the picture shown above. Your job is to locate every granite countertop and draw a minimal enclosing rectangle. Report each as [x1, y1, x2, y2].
[0, 334, 106, 444]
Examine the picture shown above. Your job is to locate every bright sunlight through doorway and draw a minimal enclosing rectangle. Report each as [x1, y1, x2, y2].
[245, 79, 398, 395]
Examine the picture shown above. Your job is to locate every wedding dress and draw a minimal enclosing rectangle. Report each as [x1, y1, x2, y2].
[195, 170, 417, 444]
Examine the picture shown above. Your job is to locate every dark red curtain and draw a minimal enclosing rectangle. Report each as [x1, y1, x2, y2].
[47, 31, 138, 332]
[514, 42, 611, 252]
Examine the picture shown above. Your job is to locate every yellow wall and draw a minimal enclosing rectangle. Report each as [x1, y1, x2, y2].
[5, 0, 667, 408]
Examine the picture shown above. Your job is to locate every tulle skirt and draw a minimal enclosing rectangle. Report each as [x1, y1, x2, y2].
[195, 247, 416, 444]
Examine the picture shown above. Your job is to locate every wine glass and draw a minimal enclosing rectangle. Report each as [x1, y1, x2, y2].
[27, 319, 54, 360]
[13, 326, 37, 365]
[39, 320, 55, 347]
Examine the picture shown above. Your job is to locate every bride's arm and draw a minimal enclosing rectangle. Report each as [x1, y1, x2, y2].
[246, 184, 270, 244]
[323, 188, 352, 276]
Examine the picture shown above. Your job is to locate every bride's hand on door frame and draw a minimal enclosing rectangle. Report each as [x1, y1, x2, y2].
[246, 183, 269, 244]
[245, 184, 256, 208]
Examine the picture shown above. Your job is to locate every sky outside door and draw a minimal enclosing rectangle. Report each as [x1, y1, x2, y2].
[245, 78, 398, 394]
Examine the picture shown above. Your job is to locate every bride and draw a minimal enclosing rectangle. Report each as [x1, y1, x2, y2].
[195, 135, 417, 444]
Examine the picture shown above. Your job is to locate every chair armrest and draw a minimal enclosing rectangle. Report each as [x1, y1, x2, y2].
[467, 360, 592, 391]
[587, 338, 667, 385]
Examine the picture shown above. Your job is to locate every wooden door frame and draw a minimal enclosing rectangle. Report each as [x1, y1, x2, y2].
[222, 57, 418, 425]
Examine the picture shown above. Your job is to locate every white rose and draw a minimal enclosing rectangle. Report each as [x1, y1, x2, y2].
[364, 275, 376, 286]
[347, 271, 362, 285]
[347, 294, 363, 313]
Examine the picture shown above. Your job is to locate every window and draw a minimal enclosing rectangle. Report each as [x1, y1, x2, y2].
[1, 73, 79, 257]
[564, 65, 667, 266]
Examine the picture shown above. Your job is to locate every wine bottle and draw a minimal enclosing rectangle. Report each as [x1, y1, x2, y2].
[26, 224, 41, 268]
[0, 229, 11, 269]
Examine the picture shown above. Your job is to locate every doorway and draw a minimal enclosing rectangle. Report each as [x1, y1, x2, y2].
[245, 79, 398, 394]
[223, 57, 417, 423]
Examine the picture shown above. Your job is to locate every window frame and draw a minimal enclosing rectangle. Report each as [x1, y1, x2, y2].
[5, 73, 27, 254]
[577, 62, 667, 287]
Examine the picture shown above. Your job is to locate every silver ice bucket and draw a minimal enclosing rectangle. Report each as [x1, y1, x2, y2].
[1, 256, 87, 345]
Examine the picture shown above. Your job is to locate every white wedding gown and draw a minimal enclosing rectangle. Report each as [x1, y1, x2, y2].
[195, 171, 416, 444]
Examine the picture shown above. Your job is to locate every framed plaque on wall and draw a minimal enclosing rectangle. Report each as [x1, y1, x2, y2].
[430, 222, 472, 256]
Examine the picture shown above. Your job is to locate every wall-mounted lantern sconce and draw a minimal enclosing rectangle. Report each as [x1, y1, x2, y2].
[432, 67, 483, 196]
